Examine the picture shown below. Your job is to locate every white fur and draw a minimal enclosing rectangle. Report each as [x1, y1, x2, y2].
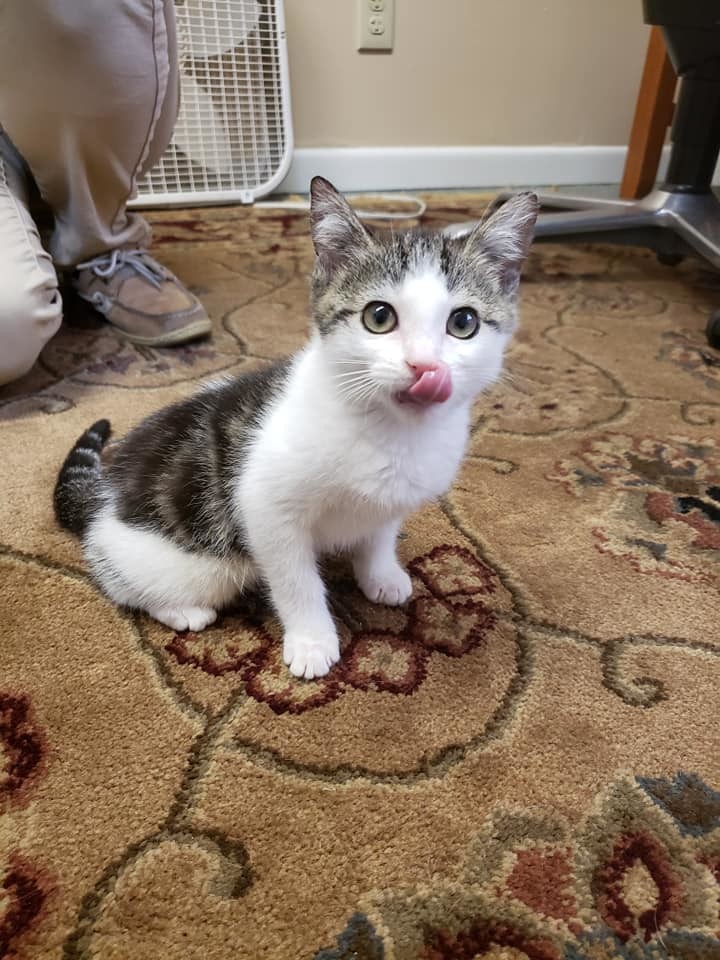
[82, 262, 511, 679]
[85, 503, 257, 629]
[236, 263, 507, 677]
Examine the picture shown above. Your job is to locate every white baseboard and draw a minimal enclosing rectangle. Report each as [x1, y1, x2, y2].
[277, 144, 705, 194]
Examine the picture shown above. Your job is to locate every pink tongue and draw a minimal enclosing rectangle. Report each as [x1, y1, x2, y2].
[408, 366, 452, 404]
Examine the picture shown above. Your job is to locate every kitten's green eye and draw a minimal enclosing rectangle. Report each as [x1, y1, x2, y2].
[447, 307, 480, 339]
[362, 301, 397, 334]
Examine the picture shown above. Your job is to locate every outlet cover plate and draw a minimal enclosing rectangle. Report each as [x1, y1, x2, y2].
[358, 0, 394, 51]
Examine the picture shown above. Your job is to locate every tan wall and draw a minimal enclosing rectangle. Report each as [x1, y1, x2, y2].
[284, 0, 650, 148]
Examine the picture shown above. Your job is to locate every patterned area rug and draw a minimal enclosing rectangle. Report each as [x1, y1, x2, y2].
[2, 193, 720, 959]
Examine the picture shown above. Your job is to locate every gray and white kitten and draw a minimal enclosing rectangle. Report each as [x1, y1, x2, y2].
[54, 177, 537, 678]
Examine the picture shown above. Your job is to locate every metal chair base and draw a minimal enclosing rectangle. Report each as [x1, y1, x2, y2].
[444, 188, 720, 271]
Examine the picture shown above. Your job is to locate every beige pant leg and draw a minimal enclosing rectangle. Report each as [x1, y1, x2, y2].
[0, 0, 179, 269]
[0, 134, 62, 386]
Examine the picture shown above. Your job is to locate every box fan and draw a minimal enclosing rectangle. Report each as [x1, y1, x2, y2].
[131, 0, 292, 207]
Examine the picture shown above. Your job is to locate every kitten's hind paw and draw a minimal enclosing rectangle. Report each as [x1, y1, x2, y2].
[283, 631, 340, 680]
[150, 606, 218, 632]
[358, 565, 412, 607]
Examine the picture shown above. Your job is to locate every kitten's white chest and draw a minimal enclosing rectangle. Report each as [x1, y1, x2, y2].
[239, 349, 471, 552]
[301, 406, 468, 549]
[341, 421, 463, 505]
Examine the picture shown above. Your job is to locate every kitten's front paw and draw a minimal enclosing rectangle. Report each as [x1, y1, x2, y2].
[283, 631, 340, 680]
[358, 565, 413, 606]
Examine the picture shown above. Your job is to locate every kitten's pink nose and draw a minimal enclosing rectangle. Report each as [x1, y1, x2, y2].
[407, 361, 440, 376]
[404, 361, 452, 405]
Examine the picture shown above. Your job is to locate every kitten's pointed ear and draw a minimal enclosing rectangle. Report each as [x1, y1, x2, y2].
[468, 192, 538, 296]
[310, 176, 373, 270]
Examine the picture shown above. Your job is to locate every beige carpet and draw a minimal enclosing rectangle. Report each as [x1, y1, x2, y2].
[2, 193, 720, 959]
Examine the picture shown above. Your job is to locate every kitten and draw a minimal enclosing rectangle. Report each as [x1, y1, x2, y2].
[54, 177, 537, 679]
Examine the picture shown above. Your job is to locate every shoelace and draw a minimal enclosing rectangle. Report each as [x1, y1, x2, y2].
[76, 249, 168, 290]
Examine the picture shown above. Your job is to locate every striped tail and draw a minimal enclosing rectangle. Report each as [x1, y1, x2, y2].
[53, 419, 111, 536]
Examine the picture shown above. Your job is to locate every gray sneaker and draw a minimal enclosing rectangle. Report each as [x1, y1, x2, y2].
[73, 249, 212, 346]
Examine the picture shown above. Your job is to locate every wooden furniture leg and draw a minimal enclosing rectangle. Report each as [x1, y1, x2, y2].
[620, 26, 677, 199]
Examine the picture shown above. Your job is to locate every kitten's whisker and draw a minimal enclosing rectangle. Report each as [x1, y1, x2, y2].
[332, 369, 374, 384]
[344, 379, 384, 410]
[333, 374, 374, 392]
[497, 370, 519, 389]
[332, 371, 369, 381]
[338, 384, 372, 404]
[337, 377, 383, 409]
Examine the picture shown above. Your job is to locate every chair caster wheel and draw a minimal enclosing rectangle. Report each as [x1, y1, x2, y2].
[657, 252, 684, 267]
[707, 310, 720, 349]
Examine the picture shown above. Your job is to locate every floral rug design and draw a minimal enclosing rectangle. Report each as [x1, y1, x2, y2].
[318, 773, 720, 959]
[1, 194, 718, 958]
[549, 433, 720, 585]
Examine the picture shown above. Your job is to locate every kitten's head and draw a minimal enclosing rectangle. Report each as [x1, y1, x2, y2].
[309, 177, 537, 417]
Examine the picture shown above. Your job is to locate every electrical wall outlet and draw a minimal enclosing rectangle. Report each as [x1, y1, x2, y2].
[358, 0, 394, 51]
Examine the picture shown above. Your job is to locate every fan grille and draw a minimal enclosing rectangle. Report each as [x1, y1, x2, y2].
[132, 0, 292, 207]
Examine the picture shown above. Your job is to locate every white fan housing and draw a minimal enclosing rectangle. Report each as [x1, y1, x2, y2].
[131, 0, 292, 207]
